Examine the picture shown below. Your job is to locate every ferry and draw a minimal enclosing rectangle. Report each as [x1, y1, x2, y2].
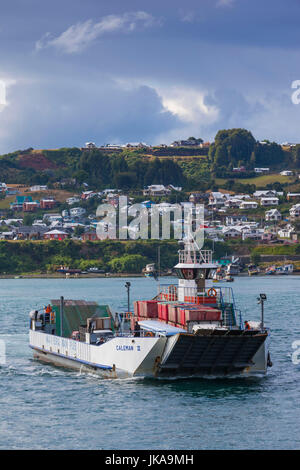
[29, 241, 272, 378]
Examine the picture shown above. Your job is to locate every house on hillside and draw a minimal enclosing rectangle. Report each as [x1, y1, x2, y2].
[287, 193, 300, 202]
[208, 192, 230, 208]
[30, 185, 48, 192]
[224, 198, 243, 208]
[66, 196, 80, 205]
[265, 209, 282, 222]
[82, 230, 98, 241]
[254, 168, 270, 173]
[189, 193, 208, 204]
[225, 215, 248, 226]
[40, 199, 56, 210]
[239, 201, 258, 210]
[81, 191, 96, 200]
[69, 207, 86, 218]
[289, 204, 300, 218]
[143, 185, 171, 197]
[16, 226, 49, 240]
[278, 225, 296, 239]
[260, 197, 279, 206]
[23, 201, 40, 212]
[280, 170, 293, 176]
[44, 229, 69, 240]
[10, 196, 33, 211]
[222, 227, 242, 239]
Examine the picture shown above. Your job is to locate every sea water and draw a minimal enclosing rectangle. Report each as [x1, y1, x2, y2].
[0, 276, 299, 450]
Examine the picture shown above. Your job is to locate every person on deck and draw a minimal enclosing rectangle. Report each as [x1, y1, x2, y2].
[134, 321, 141, 337]
[244, 321, 251, 330]
[44, 304, 52, 323]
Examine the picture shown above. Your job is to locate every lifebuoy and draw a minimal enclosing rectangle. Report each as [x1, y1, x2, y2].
[126, 312, 133, 320]
[145, 331, 154, 337]
[208, 288, 217, 297]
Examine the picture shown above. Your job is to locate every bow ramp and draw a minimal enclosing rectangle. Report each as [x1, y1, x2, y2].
[157, 329, 268, 377]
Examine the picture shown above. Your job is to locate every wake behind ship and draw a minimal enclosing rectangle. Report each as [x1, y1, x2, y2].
[29, 242, 271, 379]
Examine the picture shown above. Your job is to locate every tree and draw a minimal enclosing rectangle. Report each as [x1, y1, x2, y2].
[23, 213, 34, 226]
[210, 128, 256, 168]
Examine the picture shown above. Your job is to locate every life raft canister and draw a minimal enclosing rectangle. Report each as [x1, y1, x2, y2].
[207, 287, 217, 297]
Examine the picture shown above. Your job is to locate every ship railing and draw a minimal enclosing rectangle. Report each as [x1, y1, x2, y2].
[156, 284, 178, 302]
[115, 331, 165, 338]
[178, 250, 213, 264]
[214, 286, 240, 329]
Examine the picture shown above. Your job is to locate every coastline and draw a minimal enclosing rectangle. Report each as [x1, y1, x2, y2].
[1, 272, 299, 279]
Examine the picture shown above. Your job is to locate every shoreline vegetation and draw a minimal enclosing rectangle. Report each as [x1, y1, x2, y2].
[1, 239, 300, 276]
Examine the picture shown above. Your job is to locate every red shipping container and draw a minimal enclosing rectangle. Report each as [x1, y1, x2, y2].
[143, 300, 158, 318]
[158, 303, 169, 322]
[168, 305, 178, 324]
[184, 309, 207, 322]
[205, 310, 222, 321]
[133, 301, 140, 317]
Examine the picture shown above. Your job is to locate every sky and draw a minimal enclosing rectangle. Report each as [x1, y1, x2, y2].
[1, 0, 300, 152]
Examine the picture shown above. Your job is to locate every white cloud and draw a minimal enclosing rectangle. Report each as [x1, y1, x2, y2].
[0, 80, 6, 110]
[179, 10, 195, 23]
[157, 86, 219, 125]
[36, 11, 161, 54]
[0, 78, 16, 113]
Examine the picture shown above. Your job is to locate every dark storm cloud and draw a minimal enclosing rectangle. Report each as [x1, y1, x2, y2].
[1, 0, 300, 152]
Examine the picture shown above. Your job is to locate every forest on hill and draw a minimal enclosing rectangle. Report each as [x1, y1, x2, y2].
[0, 128, 299, 191]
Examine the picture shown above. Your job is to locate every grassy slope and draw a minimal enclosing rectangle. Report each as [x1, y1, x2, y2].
[215, 174, 295, 186]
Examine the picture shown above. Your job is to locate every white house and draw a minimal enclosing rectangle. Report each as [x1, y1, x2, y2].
[85, 142, 97, 149]
[242, 227, 264, 240]
[70, 207, 86, 218]
[254, 168, 270, 173]
[260, 197, 279, 206]
[280, 170, 293, 176]
[224, 198, 243, 208]
[253, 190, 277, 199]
[208, 192, 231, 207]
[265, 209, 282, 222]
[30, 185, 48, 192]
[289, 204, 300, 218]
[222, 227, 242, 239]
[225, 215, 248, 226]
[66, 196, 80, 205]
[143, 185, 171, 197]
[240, 201, 258, 210]
[278, 224, 295, 238]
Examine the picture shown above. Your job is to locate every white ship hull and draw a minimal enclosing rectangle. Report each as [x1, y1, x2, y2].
[30, 329, 270, 379]
[30, 330, 167, 378]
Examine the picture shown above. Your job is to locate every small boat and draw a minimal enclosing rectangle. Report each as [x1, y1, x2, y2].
[248, 264, 259, 276]
[142, 263, 158, 280]
[282, 264, 294, 275]
[275, 264, 294, 275]
[265, 266, 276, 275]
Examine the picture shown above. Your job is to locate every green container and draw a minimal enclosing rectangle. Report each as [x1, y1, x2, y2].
[51, 299, 113, 338]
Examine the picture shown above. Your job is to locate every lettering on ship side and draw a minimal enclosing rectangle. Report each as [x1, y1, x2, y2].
[116, 345, 135, 351]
